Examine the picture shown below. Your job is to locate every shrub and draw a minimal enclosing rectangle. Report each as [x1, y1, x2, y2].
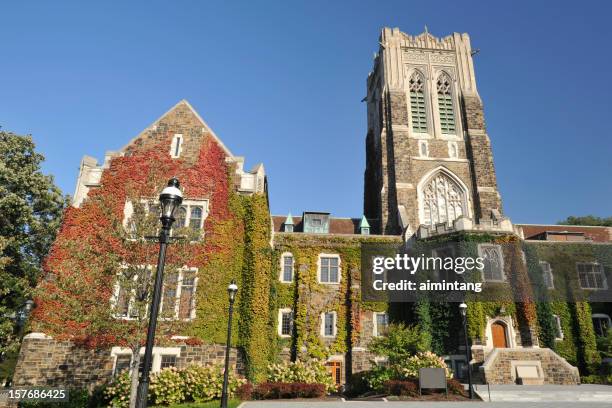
[447, 378, 466, 395]
[252, 382, 325, 399]
[18, 388, 90, 408]
[181, 364, 245, 402]
[267, 360, 334, 392]
[149, 367, 186, 405]
[344, 371, 370, 397]
[367, 324, 429, 365]
[103, 372, 131, 408]
[395, 351, 452, 380]
[236, 382, 254, 400]
[581, 374, 612, 385]
[383, 379, 418, 396]
[364, 365, 394, 392]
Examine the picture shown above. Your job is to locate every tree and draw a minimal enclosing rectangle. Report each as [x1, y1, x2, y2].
[367, 323, 429, 365]
[558, 216, 612, 227]
[0, 131, 65, 360]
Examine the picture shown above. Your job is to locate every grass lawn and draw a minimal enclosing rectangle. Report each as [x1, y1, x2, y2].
[165, 400, 241, 408]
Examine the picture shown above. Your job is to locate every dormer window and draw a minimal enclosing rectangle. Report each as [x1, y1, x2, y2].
[170, 134, 183, 158]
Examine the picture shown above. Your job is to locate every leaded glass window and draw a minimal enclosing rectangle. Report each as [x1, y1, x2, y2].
[577, 263, 606, 289]
[421, 172, 465, 226]
[437, 74, 456, 134]
[479, 244, 504, 282]
[281, 254, 294, 282]
[409, 72, 427, 133]
[280, 310, 293, 336]
[189, 206, 203, 230]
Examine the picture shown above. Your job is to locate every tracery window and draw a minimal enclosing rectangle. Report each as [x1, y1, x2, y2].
[437, 74, 456, 134]
[478, 244, 504, 282]
[421, 172, 466, 226]
[409, 72, 428, 133]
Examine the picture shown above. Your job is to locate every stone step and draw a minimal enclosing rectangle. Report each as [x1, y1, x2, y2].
[474, 385, 612, 402]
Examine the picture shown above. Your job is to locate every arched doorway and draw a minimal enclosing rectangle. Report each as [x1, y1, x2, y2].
[491, 321, 508, 348]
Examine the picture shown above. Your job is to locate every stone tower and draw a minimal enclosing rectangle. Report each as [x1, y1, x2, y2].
[363, 27, 505, 235]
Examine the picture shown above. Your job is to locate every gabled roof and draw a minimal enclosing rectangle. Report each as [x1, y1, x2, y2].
[120, 99, 234, 157]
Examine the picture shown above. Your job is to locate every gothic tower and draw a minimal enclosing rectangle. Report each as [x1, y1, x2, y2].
[364, 27, 505, 235]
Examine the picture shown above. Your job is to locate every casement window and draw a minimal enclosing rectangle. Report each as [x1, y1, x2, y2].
[280, 253, 294, 283]
[540, 261, 554, 289]
[170, 134, 183, 158]
[592, 314, 611, 337]
[373, 312, 389, 337]
[577, 262, 607, 290]
[318, 255, 340, 284]
[553, 315, 564, 340]
[160, 267, 198, 320]
[409, 71, 428, 133]
[321, 312, 337, 337]
[437, 74, 456, 134]
[478, 244, 505, 282]
[160, 355, 177, 369]
[278, 308, 293, 337]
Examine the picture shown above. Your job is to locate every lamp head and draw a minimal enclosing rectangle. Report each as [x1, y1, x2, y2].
[227, 280, 238, 302]
[459, 302, 467, 317]
[159, 177, 183, 225]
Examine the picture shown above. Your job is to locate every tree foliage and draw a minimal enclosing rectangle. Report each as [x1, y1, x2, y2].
[0, 131, 65, 356]
[558, 215, 612, 227]
[367, 323, 429, 365]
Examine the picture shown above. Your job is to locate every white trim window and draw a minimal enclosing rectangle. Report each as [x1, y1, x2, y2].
[170, 134, 183, 158]
[552, 314, 564, 340]
[577, 262, 607, 290]
[539, 261, 554, 289]
[173, 200, 209, 233]
[318, 254, 340, 284]
[592, 314, 611, 337]
[278, 308, 293, 337]
[160, 267, 198, 320]
[280, 253, 294, 283]
[321, 311, 337, 337]
[111, 347, 180, 376]
[113, 265, 152, 319]
[478, 244, 505, 282]
[373, 312, 389, 337]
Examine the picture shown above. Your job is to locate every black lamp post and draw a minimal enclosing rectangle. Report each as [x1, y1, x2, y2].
[459, 302, 474, 399]
[220, 280, 238, 408]
[135, 178, 183, 408]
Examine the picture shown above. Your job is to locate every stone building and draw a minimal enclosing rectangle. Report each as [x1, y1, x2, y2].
[13, 27, 611, 389]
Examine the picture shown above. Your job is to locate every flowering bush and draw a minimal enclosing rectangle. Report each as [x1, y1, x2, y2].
[103, 371, 131, 408]
[267, 360, 335, 392]
[149, 367, 186, 405]
[395, 351, 452, 379]
[181, 364, 246, 402]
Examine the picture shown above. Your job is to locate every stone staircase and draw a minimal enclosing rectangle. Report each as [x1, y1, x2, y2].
[474, 384, 612, 402]
[480, 347, 579, 385]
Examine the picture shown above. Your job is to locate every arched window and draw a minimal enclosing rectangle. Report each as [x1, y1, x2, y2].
[409, 71, 427, 133]
[421, 172, 466, 226]
[437, 74, 456, 134]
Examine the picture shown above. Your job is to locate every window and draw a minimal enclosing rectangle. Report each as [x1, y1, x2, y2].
[158, 267, 198, 320]
[326, 361, 342, 386]
[178, 271, 196, 319]
[322, 312, 337, 337]
[162, 272, 179, 316]
[592, 314, 611, 337]
[170, 134, 183, 158]
[437, 74, 456, 134]
[478, 244, 504, 282]
[421, 171, 466, 226]
[432, 246, 455, 282]
[540, 261, 554, 289]
[373, 312, 389, 337]
[419, 140, 429, 157]
[114, 354, 132, 376]
[189, 206, 203, 230]
[280, 253, 294, 283]
[409, 71, 427, 133]
[553, 315, 564, 340]
[577, 262, 607, 290]
[113, 265, 152, 319]
[278, 309, 293, 337]
[160, 355, 177, 369]
[319, 255, 340, 284]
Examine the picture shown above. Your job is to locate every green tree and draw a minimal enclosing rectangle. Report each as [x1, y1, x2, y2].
[367, 323, 429, 365]
[0, 131, 65, 358]
[558, 216, 612, 227]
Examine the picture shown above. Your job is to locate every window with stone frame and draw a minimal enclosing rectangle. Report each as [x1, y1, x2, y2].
[592, 314, 611, 337]
[178, 271, 196, 319]
[478, 244, 504, 282]
[539, 261, 554, 289]
[280, 253, 294, 283]
[160, 355, 177, 369]
[322, 312, 337, 337]
[553, 314, 564, 340]
[160, 267, 198, 320]
[113, 265, 152, 319]
[577, 262, 607, 290]
[279, 309, 293, 337]
[409, 71, 428, 133]
[170, 134, 183, 158]
[437, 74, 456, 134]
[319, 255, 340, 284]
[421, 172, 466, 226]
[374, 312, 389, 337]
[114, 354, 132, 376]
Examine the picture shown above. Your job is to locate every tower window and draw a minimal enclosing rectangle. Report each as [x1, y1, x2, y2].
[421, 171, 466, 226]
[478, 244, 505, 282]
[437, 75, 456, 134]
[170, 134, 183, 158]
[409, 72, 428, 133]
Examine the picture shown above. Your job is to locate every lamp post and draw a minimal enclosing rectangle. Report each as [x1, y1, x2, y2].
[135, 178, 183, 408]
[220, 280, 238, 408]
[459, 302, 474, 399]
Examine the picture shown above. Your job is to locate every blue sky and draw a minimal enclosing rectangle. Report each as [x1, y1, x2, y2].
[1, 1, 610, 223]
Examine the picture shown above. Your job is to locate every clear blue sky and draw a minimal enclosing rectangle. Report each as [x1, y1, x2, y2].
[1, 1, 610, 224]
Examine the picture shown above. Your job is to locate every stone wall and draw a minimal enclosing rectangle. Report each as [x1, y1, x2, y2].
[13, 337, 244, 389]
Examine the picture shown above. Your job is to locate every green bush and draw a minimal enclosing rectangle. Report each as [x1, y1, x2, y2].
[181, 364, 245, 402]
[266, 360, 334, 392]
[364, 365, 394, 392]
[149, 367, 186, 405]
[18, 388, 90, 408]
[367, 324, 429, 365]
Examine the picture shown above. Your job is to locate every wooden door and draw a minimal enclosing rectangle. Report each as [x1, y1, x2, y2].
[326, 361, 342, 386]
[491, 322, 508, 348]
